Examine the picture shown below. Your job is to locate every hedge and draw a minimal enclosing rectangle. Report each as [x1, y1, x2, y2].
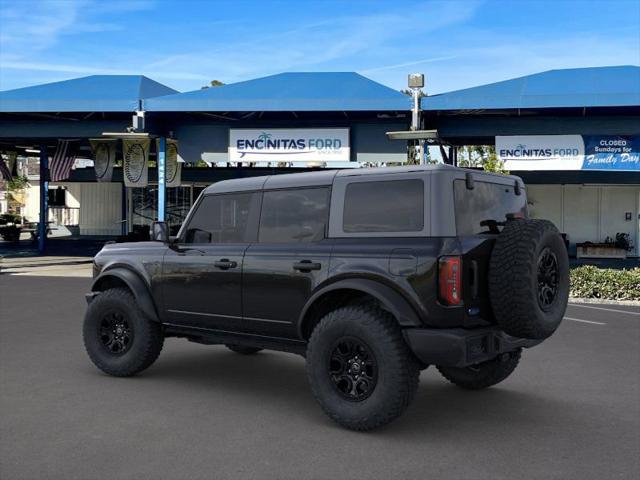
[570, 265, 640, 301]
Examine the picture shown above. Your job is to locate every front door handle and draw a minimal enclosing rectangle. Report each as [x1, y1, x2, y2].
[293, 260, 321, 272]
[214, 259, 238, 270]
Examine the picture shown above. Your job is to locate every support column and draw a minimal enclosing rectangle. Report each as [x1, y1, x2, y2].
[157, 137, 166, 222]
[121, 182, 127, 236]
[38, 144, 48, 254]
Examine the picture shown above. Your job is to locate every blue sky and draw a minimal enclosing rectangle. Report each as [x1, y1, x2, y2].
[0, 0, 638, 94]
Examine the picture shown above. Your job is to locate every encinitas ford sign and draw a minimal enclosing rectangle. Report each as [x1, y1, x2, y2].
[497, 135, 585, 170]
[229, 128, 350, 162]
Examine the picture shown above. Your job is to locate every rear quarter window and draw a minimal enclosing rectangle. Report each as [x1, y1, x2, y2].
[343, 179, 424, 233]
[454, 179, 527, 235]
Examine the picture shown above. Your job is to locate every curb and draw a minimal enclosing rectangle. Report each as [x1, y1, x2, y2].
[569, 297, 640, 307]
[0, 259, 93, 270]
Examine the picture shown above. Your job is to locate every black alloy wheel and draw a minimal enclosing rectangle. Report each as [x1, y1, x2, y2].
[329, 337, 378, 402]
[537, 247, 559, 310]
[99, 311, 133, 355]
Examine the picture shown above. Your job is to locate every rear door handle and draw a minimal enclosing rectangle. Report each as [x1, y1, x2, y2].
[214, 259, 238, 270]
[293, 260, 321, 272]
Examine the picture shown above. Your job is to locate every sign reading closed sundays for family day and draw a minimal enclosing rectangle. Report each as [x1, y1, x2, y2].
[497, 135, 640, 171]
[229, 128, 350, 162]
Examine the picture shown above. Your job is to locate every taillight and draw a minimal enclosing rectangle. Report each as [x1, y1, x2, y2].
[438, 256, 462, 306]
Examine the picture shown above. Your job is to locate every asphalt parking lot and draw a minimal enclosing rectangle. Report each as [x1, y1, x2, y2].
[1, 274, 638, 480]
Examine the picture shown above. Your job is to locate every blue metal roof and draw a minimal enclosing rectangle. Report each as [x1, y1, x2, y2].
[145, 72, 411, 112]
[0, 75, 178, 113]
[422, 66, 640, 111]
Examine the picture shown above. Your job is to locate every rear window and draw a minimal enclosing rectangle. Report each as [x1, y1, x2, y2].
[454, 180, 527, 235]
[343, 179, 424, 233]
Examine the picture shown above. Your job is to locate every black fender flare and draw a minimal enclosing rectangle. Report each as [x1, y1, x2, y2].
[297, 278, 422, 338]
[91, 268, 160, 323]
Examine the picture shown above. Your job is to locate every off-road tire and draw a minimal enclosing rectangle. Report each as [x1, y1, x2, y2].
[437, 349, 522, 390]
[225, 344, 262, 355]
[489, 219, 569, 340]
[83, 288, 164, 377]
[306, 304, 420, 431]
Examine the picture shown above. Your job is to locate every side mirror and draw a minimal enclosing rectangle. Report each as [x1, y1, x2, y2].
[151, 221, 169, 243]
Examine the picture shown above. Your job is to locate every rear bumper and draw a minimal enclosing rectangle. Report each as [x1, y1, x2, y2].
[403, 326, 541, 368]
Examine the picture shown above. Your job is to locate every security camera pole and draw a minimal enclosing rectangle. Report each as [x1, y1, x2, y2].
[408, 73, 425, 164]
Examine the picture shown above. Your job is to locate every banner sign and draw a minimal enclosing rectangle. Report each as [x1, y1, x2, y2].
[123, 138, 149, 187]
[497, 135, 585, 170]
[156, 138, 181, 187]
[582, 136, 640, 171]
[497, 135, 640, 171]
[90, 139, 116, 182]
[229, 128, 350, 162]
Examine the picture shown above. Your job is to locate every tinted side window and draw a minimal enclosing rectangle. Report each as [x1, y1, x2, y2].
[259, 188, 330, 243]
[184, 193, 257, 243]
[343, 179, 424, 233]
[454, 180, 527, 235]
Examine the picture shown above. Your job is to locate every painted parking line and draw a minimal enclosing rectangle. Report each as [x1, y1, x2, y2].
[564, 316, 607, 325]
[569, 304, 640, 316]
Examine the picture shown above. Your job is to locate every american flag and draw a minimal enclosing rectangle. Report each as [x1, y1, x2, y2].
[0, 157, 12, 181]
[49, 140, 78, 182]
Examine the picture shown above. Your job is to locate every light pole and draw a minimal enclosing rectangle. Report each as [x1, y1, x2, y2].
[408, 73, 425, 164]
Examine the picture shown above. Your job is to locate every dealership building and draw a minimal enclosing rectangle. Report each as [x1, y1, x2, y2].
[0, 66, 638, 257]
[421, 65, 640, 257]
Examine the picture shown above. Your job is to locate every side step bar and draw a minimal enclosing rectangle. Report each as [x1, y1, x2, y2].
[163, 323, 307, 356]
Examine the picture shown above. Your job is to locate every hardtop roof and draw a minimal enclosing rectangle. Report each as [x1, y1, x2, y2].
[202, 164, 520, 195]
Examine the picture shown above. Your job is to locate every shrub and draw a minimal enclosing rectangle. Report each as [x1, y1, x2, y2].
[570, 265, 640, 301]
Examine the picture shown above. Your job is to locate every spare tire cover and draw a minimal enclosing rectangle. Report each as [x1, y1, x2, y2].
[489, 219, 569, 340]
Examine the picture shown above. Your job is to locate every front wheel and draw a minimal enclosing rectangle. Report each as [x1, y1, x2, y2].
[306, 304, 420, 431]
[83, 288, 164, 377]
[437, 349, 522, 390]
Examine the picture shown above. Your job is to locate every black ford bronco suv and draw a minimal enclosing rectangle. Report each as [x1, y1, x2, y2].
[84, 165, 569, 430]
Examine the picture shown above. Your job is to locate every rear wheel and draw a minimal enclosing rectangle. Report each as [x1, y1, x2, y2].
[306, 304, 420, 431]
[83, 288, 164, 377]
[225, 344, 262, 355]
[437, 349, 521, 390]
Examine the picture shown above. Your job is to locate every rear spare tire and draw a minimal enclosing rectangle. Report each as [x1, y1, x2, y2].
[489, 219, 569, 340]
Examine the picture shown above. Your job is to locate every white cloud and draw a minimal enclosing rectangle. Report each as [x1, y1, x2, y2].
[1, 0, 637, 95]
[135, 1, 484, 90]
[361, 56, 459, 74]
[0, 60, 209, 81]
[0, 0, 153, 57]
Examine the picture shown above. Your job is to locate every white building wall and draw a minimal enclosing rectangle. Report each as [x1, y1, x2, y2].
[78, 183, 122, 235]
[23, 182, 40, 222]
[527, 184, 640, 256]
[562, 185, 599, 244]
[64, 183, 81, 208]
